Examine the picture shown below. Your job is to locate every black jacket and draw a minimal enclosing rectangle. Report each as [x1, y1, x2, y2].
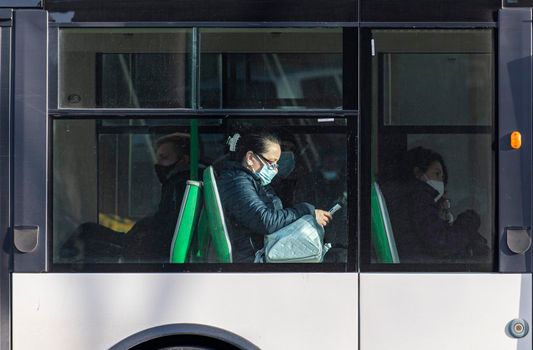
[217, 161, 315, 262]
[125, 168, 189, 261]
[62, 167, 189, 263]
[381, 179, 480, 263]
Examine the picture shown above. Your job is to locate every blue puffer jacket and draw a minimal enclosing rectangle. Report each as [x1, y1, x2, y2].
[217, 161, 315, 262]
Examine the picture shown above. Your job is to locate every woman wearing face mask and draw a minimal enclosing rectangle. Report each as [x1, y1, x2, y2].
[380, 146, 488, 263]
[217, 132, 332, 263]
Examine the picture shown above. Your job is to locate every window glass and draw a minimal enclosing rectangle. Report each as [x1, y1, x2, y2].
[200, 28, 343, 109]
[382, 53, 493, 125]
[59, 29, 192, 108]
[53, 118, 350, 268]
[374, 29, 493, 126]
[369, 29, 494, 266]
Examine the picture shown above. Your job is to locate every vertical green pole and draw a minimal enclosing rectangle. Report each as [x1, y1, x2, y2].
[190, 27, 200, 180]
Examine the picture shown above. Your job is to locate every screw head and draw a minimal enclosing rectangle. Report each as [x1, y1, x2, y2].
[508, 319, 529, 339]
[514, 323, 524, 334]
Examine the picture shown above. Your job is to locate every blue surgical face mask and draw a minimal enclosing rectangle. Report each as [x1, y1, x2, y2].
[255, 154, 278, 186]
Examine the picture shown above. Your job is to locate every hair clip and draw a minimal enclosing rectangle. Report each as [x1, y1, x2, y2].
[226, 133, 241, 152]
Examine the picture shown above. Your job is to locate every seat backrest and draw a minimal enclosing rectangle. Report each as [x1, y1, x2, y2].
[370, 182, 400, 263]
[170, 180, 203, 263]
[191, 207, 210, 262]
[202, 166, 232, 263]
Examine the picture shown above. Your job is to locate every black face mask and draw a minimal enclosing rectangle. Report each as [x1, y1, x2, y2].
[154, 162, 177, 184]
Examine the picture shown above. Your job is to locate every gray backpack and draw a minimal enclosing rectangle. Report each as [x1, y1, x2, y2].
[255, 215, 331, 263]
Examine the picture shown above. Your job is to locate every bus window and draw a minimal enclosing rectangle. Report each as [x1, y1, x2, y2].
[59, 28, 193, 108]
[199, 28, 342, 109]
[53, 119, 202, 263]
[369, 29, 494, 266]
[52, 118, 350, 269]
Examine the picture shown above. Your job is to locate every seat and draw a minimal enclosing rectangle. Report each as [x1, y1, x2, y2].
[169, 166, 232, 263]
[201, 166, 232, 263]
[371, 182, 400, 263]
[170, 180, 203, 263]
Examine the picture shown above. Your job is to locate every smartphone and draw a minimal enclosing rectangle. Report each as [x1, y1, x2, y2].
[329, 203, 342, 215]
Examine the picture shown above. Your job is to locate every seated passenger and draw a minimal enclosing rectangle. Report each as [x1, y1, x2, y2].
[60, 133, 190, 263]
[124, 133, 191, 261]
[380, 146, 488, 263]
[217, 131, 332, 262]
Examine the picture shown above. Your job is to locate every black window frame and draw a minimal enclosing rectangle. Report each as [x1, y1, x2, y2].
[44, 0, 359, 23]
[48, 23, 359, 273]
[51, 24, 357, 112]
[49, 114, 357, 273]
[359, 25, 499, 273]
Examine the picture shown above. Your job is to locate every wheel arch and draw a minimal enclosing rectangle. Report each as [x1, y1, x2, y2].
[109, 323, 260, 350]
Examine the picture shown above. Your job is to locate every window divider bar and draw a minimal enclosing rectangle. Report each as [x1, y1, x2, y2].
[48, 109, 358, 118]
[50, 21, 358, 28]
[360, 22, 497, 28]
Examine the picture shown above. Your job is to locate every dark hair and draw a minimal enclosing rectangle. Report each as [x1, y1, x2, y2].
[228, 131, 281, 161]
[155, 132, 190, 156]
[401, 146, 448, 184]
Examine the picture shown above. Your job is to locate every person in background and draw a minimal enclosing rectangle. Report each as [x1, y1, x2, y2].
[60, 133, 191, 263]
[125, 133, 191, 261]
[380, 146, 489, 263]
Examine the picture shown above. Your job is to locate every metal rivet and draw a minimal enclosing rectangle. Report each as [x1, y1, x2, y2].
[507, 319, 529, 338]
[514, 323, 524, 333]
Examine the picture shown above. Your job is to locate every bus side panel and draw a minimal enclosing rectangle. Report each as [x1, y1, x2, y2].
[498, 8, 533, 272]
[0, 19, 11, 350]
[360, 274, 531, 350]
[12, 9, 48, 272]
[12, 273, 358, 350]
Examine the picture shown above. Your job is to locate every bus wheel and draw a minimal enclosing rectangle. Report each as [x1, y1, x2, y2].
[129, 335, 244, 350]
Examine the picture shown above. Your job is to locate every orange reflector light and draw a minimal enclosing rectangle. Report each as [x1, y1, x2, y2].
[511, 131, 522, 149]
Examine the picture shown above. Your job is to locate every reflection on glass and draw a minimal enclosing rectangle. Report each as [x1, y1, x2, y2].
[53, 118, 349, 266]
[53, 120, 195, 263]
[200, 28, 343, 109]
[59, 29, 192, 108]
[97, 53, 190, 108]
[383, 53, 493, 126]
[373, 29, 494, 126]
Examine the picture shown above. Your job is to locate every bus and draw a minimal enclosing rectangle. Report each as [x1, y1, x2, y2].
[1, 0, 532, 349]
